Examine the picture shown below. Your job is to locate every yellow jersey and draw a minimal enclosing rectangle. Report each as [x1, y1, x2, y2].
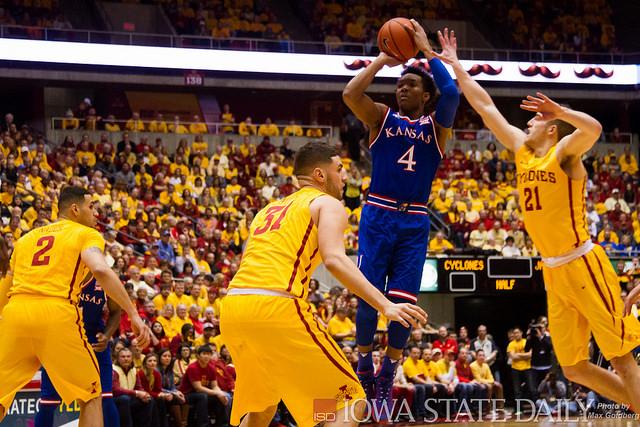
[8, 219, 105, 304]
[516, 144, 589, 258]
[230, 187, 325, 298]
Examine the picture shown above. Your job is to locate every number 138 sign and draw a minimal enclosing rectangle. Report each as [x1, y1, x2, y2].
[184, 70, 204, 86]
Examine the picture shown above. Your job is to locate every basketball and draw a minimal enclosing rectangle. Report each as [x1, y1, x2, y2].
[377, 17, 419, 62]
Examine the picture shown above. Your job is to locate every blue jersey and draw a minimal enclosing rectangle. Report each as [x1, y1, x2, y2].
[78, 278, 106, 343]
[369, 108, 441, 204]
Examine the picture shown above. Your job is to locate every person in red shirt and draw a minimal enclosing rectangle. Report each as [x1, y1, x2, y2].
[112, 347, 154, 427]
[178, 345, 230, 427]
[208, 345, 235, 395]
[169, 324, 195, 357]
[432, 326, 459, 356]
[454, 348, 484, 415]
[138, 353, 176, 427]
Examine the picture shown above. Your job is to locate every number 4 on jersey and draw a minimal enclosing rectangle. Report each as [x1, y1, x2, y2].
[397, 145, 416, 172]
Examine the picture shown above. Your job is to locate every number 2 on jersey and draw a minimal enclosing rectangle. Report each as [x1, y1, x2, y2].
[397, 145, 416, 172]
[254, 203, 291, 235]
[524, 186, 542, 211]
[31, 235, 55, 266]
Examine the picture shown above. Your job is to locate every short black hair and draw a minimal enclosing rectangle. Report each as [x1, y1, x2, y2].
[58, 186, 90, 213]
[293, 142, 339, 176]
[400, 66, 438, 114]
[505, 236, 515, 243]
[197, 345, 213, 355]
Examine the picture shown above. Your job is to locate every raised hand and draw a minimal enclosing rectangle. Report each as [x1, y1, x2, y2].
[520, 92, 566, 120]
[434, 28, 459, 65]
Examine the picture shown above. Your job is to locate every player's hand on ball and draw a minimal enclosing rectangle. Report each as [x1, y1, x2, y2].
[383, 302, 427, 328]
[131, 315, 151, 349]
[624, 284, 640, 316]
[377, 52, 403, 67]
[404, 19, 432, 55]
[433, 28, 459, 65]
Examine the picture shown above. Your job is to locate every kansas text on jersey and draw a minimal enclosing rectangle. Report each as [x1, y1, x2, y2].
[368, 108, 442, 208]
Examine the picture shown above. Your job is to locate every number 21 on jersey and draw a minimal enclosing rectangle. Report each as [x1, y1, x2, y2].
[398, 145, 416, 172]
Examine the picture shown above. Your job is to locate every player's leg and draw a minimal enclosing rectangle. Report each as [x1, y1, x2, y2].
[219, 296, 283, 426]
[0, 300, 42, 423]
[354, 206, 394, 398]
[38, 304, 103, 427]
[239, 405, 278, 427]
[545, 253, 635, 407]
[78, 398, 104, 427]
[96, 348, 120, 427]
[35, 368, 62, 427]
[578, 246, 640, 410]
[375, 214, 430, 418]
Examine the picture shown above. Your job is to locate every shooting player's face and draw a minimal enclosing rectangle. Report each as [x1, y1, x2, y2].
[396, 73, 429, 114]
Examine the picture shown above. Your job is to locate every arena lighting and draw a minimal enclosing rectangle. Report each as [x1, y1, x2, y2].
[0, 38, 637, 85]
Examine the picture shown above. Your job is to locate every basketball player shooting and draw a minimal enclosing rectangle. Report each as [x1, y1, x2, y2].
[343, 19, 459, 417]
[434, 28, 640, 412]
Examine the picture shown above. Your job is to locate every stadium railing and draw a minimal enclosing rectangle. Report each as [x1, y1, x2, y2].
[1, 24, 638, 64]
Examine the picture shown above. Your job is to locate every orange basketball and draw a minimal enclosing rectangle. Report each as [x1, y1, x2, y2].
[377, 17, 418, 62]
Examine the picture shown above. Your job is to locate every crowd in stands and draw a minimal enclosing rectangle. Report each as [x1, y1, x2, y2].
[0, 0, 71, 30]
[115, 0, 289, 41]
[302, 0, 461, 53]
[57, 102, 326, 138]
[474, 0, 617, 53]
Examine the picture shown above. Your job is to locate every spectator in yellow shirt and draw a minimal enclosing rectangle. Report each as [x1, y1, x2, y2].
[258, 117, 280, 137]
[428, 231, 454, 254]
[171, 304, 193, 336]
[507, 328, 531, 400]
[189, 114, 208, 134]
[148, 113, 168, 133]
[327, 307, 356, 347]
[104, 114, 121, 132]
[282, 119, 303, 136]
[619, 147, 638, 175]
[157, 304, 178, 339]
[306, 120, 323, 137]
[61, 109, 79, 130]
[167, 281, 193, 308]
[169, 115, 188, 134]
[220, 104, 235, 133]
[470, 349, 504, 407]
[238, 117, 257, 136]
[125, 112, 145, 132]
[432, 190, 451, 215]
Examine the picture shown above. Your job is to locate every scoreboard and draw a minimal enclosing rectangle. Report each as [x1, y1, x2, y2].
[419, 256, 546, 294]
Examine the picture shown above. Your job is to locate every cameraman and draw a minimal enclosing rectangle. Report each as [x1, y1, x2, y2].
[525, 323, 553, 399]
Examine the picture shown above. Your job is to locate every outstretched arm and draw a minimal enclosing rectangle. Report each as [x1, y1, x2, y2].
[520, 92, 602, 161]
[405, 20, 460, 152]
[343, 53, 400, 136]
[310, 195, 427, 327]
[434, 29, 526, 152]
